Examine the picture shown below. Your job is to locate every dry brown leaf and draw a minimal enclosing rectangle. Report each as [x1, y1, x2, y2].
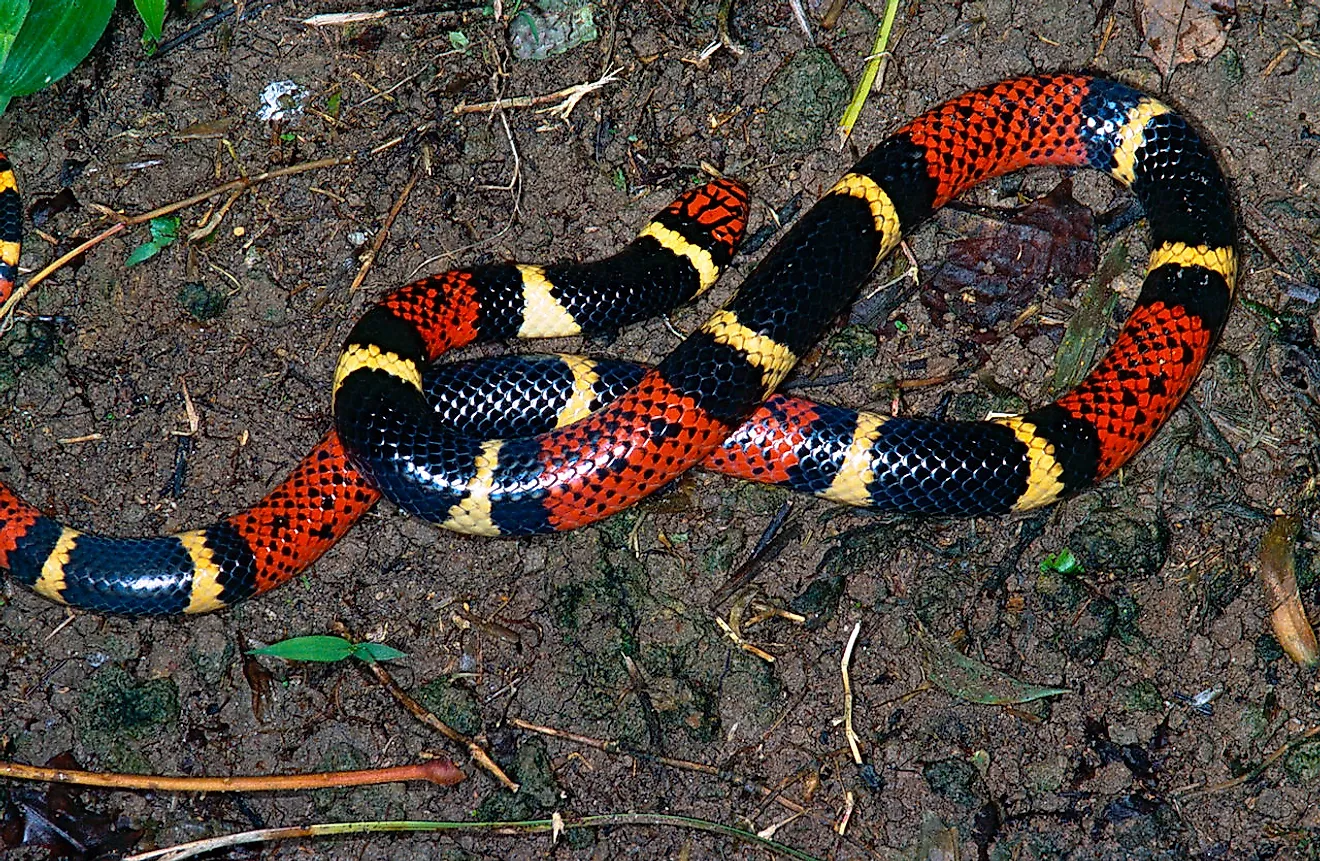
[1134, 0, 1236, 80]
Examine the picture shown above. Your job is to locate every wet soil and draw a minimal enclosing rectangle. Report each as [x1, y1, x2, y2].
[3, 0, 1320, 858]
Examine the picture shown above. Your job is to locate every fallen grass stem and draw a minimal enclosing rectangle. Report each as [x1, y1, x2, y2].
[125, 812, 825, 861]
[837, 0, 901, 145]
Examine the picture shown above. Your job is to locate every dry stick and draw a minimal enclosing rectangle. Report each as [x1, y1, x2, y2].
[1174, 724, 1320, 798]
[453, 68, 621, 117]
[512, 718, 795, 799]
[0, 759, 462, 792]
[511, 718, 807, 818]
[840, 621, 864, 765]
[509, 718, 875, 854]
[349, 162, 422, 293]
[367, 661, 520, 792]
[120, 156, 354, 227]
[0, 222, 126, 321]
[1, 155, 353, 324]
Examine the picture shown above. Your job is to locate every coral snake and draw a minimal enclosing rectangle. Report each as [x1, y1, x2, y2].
[0, 73, 1237, 616]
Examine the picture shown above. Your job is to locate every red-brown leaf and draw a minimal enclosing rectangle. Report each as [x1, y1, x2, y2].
[1135, 0, 1236, 80]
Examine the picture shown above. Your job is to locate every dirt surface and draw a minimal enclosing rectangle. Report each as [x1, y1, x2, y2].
[2, 0, 1320, 858]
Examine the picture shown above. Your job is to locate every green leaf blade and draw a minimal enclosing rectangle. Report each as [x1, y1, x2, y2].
[148, 215, 179, 243]
[250, 635, 357, 663]
[352, 642, 407, 664]
[0, 0, 31, 72]
[132, 0, 166, 43]
[0, 0, 114, 110]
[124, 241, 162, 267]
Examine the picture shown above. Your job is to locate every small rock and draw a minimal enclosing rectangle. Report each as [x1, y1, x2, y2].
[508, 1, 597, 61]
[761, 48, 849, 153]
[177, 281, 228, 321]
[1068, 510, 1169, 579]
[923, 757, 982, 807]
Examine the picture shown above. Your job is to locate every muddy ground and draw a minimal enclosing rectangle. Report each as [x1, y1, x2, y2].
[2, 0, 1320, 858]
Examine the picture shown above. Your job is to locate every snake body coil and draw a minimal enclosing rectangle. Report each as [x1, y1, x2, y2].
[0, 74, 1236, 615]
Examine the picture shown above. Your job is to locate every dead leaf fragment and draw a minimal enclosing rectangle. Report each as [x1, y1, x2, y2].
[922, 179, 1097, 338]
[1135, 0, 1236, 81]
[917, 625, 1070, 705]
[1257, 514, 1319, 666]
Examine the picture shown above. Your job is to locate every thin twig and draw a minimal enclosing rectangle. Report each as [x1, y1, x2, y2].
[0, 156, 351, 324]
[0, 759, 463, 792]
[0, 222, 126, 321]
[453, 68, 621, 118]
[367, 661, 520, 791]
[1174, 723, 1320, 798]
[841, 621, 863, 765]
[350, 162, 422, 293]
[120, 156, 354, 226]
[353, 68, 429, 110]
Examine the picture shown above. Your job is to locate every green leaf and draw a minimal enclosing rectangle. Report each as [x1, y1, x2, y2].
[124, 240, 163, 267]
[147, 215, 179, 243]
[250, 635, 357, 663]
[352, 642, 408, 663]
[917, 625, 1070, 705]
[0, 0, 115, 113]
[249, 636, 407, 664]
[1039, 547, 1083, 575]
[447, 30, 469, 51]
[0, 0, 31, 73]
[126, 216, 179, 267]
[132, 0, 165, 43]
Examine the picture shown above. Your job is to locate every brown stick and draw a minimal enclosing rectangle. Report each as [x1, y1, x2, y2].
[0, 758, 463, 792]
[0, 222, 126, 320]
[0, 155, 353, 323]
[120, 156, 354, 226]
[368, 661, 520, 791]
[350, 162, 421, 293]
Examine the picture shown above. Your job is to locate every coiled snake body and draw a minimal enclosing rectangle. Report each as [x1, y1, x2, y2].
[0, 74, 1237, 615]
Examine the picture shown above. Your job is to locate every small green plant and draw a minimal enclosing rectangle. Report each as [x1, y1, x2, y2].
[0, 0, 167, 116]
[131, 0, 164, 45]
[249, 635, 407, 665]
[125, 215, 179, 266]
[1039, 547, 1083, 575]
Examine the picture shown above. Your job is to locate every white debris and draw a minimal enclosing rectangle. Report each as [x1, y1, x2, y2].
[257, 80, 308, 122]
